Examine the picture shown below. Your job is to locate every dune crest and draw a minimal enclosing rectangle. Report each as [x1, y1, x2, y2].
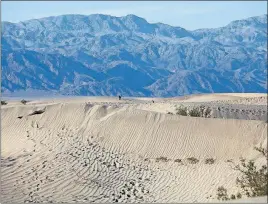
[1, 94, 267, 203]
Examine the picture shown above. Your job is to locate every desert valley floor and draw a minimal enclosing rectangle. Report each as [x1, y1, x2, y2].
[1, 93, 267, 203]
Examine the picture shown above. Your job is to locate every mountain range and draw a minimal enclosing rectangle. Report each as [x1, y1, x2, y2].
[2, 14, 267, 97]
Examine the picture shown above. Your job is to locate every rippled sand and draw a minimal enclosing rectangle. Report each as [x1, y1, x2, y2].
[1, 93, 267, 203]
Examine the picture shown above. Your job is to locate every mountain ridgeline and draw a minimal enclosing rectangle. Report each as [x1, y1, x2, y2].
[2, 14, 267, 96]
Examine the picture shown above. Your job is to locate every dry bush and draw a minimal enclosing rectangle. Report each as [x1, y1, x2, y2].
[174, 159, 182, 163]
[203, 107, 212, 118]
[21, 99, 28, 105]
[254, 146, 267, 157]
[194, 105, 212, 118]
[205, 158, 215, 164]
[215, 146, 267, 200]
[199, 105, 206, 116]
[155, 157, 168, 162]
[236, 192, 242, 199]
[234, 149, 267, 197]
[176, 105, 212, 118]
[188, 107, 201, 117]
[187, 157, 199, 164]
[1, 101, 7, 105]
[176, 105, 187, 116]
[216, 186, 229, 201]
[230, 194, 236, 200]
[28, 109, 45, 116]
[216, 187, 241, 201]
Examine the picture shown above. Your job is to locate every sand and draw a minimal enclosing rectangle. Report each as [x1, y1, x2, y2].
[222, 196, 267, 203]
[1, 93, 267, 203]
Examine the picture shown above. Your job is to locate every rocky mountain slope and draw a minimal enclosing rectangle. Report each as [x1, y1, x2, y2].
[2, 14, 267, 96]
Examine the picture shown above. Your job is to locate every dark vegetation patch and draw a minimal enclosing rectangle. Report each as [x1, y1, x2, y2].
[28, 109, 45, 116]
[215, 146, 267, 201]
[176, 105, 212, 118]
[155, 157, 168, 162]
[187, 157, 199, 164]
[1, 100, 7, 105]
[21, 99, 29, 105]
[205, 158, 215, 164]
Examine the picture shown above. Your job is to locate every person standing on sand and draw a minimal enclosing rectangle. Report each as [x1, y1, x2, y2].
[118, 95, 121, 100]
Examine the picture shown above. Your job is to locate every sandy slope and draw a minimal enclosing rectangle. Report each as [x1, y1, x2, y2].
[1, 94, 267, 203]
[166, 93, 267, 103]
[217, 196, 267, 203]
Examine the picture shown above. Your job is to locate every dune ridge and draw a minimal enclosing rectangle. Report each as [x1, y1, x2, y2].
[1, 94, 267, 203]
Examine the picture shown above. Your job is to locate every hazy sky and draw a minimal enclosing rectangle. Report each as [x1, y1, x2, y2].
[2, 1, 267, 30]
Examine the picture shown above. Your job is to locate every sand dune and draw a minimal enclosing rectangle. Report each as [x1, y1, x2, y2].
[218, 196, 267, 203]
[168, 93, 267, 102]
[1, 94, 267, 203]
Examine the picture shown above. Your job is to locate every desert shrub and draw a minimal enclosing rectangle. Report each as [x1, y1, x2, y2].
[215, 146, 267, 200]
[204, 107, 212, 118]
[199, 105, 205, 113]
[236, 192, 242, 199]
[216, 186, 229, 201]
[193, 105, 212, 118]
[176, 105, 212, 118]
[187, 157, 199, 164]
[188, 107, 201, 117]
[230, 194, 236, 200]
[254, 146, 267, 157]
[21, 99, 28, 105]
[28, 109, 45, 116]
[1, 101, 7, 105]
[205, 158, 215, 164]
[176, 105, 187, 116]
[174, 159, 182, 163]
[234, 155, 267, 197]
[155, 157, 168, 162]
